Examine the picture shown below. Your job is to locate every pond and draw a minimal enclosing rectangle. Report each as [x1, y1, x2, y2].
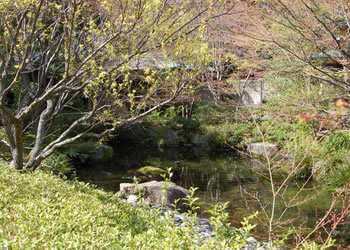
[76, 143, 350, 247]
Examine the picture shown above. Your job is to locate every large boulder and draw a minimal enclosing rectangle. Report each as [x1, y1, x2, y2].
[247, 142, 278, 158]
[229, 79, 265, 105]
[72, 141, 113, 162]
[119, 181, 190, 210]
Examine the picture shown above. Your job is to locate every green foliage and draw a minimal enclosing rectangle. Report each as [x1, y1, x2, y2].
[0, 160, 259, 249]
[264, 59, 340, 110]
[41, 152, 73, 175]
[252, 120, 311, 146]
[192, 103, 229, 125]
[207, 204, 258, 249]
[256, 121, 350, 185]
[321, 130, 350, 152]
[306, 131, 350, 186]
[183, 187, 200, 216]
[204, 122, 253, 148]
[326, 163, 350, 188]
[61, 140, 112, 162]
[160, 167, 173, 183]
[144, 106, 201, 144]
[207, 202, 238, 239]
[145, 106, 182, 126]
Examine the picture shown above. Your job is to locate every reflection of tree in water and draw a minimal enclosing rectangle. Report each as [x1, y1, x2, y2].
[76, 145, 350, 245]
[174, 155, 254, 204]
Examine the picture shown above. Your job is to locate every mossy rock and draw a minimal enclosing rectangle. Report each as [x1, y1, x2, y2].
[127, 166, 167, 180]
[137, 166, 167, 176]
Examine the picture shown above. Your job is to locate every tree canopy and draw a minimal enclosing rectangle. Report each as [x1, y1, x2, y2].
[0, 0, 229, 170]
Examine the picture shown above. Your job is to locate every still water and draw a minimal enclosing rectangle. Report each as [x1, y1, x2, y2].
[76, 144, 350, 246]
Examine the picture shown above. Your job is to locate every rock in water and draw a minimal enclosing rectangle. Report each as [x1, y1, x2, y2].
[136, 166, 167, 176]
[119, 181, 190, 210]
[247, 142, 278, 158]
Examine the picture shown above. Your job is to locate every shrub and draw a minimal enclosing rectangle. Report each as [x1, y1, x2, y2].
[252, 120, 312, 146]
[327, 163, 350, 188]
[321, 130, 350, 153]
[203, 122, 253, 149]
[41, 152, 73, 175]
[0, 160, 257, 249]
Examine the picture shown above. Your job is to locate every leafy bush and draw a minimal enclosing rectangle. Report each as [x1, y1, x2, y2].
[144, 106, 182, 127]
[308, 131, 350, 186]
[327, 163, 350, 188]
[321, 130, 350, 153]
[252, 120, 312, 146]
[203, 122, 253, 148]
[191, 103, 228, 125]
[0, 161, 258, 249]
[41, 152, 73, 175]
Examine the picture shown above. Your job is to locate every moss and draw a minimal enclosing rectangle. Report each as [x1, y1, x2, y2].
[136, 166, 167, 176]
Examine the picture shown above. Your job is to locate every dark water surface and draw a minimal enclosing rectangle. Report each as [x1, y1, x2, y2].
[76, 144, 350, 246]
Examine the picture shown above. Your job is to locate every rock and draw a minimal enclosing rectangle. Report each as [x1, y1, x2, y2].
[126, 195, 138, 206]
[229, 79, 265, 105]
[136, 166, 167, 177]
[119, 181, 190, 210]
[73, 141, 113, 162]
[117, 123, 150, 143]
[174, 213, 185, 226]
[247, 236, 257, 245]
[191, 135, 209, 146]
[247, 142, 278, 158]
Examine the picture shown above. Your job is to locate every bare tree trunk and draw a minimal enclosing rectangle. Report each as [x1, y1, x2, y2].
[1, 107, 24, 170]
[12, 122, 24, 170]
[10, 144, 24, 170]
[25, 99, 54, 170]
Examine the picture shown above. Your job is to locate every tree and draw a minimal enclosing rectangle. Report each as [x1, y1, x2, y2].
[0, 0, 230, 171]
[234, 0, 350, 102]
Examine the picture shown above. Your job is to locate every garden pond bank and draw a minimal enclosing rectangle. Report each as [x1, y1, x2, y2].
[76, 143, 350, 246]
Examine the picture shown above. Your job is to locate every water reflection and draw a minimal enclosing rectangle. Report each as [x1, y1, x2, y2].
[76, 144, 349, 246]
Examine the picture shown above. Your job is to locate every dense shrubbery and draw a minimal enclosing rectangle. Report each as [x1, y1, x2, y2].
[0, 161, 257, 249]
[141, 102, 350, 187]
[203, 122, 253, 149]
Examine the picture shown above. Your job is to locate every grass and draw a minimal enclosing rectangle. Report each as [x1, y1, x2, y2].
[0, 160, 254, 249]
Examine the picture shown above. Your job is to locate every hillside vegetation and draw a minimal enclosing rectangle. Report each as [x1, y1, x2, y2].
[0, 161, 254, 249]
